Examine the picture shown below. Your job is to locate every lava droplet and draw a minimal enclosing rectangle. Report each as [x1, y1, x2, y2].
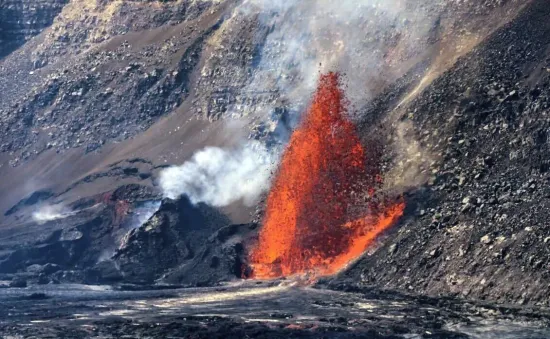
[249, 72, 405, 279]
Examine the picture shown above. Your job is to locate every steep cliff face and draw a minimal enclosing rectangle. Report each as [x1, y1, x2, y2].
[0, 0, 68, 58]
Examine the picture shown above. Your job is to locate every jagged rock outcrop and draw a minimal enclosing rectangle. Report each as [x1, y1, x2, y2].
[0, 184, 159, 285]
[113, 196, 255, 286]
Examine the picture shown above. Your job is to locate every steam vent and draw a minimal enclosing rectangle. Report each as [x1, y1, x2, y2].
[2, 0, 550, 337]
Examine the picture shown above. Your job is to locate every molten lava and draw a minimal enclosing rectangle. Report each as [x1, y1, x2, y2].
[249, 72, 405, 279]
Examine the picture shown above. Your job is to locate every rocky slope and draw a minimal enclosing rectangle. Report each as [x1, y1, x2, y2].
[113, 196, 256, 286]
[0, 0, 233, 165]
[0, 0, 243, 224]
[332, 0, 550, 307]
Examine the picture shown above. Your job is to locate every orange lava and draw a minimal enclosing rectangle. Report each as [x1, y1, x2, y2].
[249, 72, 405, 279]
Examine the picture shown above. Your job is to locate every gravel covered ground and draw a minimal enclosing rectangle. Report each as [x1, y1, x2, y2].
[1, 282, 550, 338]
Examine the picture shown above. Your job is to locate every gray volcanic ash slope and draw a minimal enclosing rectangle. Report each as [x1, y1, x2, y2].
[331, 0, 550, 307]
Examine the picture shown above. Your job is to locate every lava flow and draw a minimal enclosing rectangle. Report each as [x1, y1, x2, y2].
[249, 72, 405, 279]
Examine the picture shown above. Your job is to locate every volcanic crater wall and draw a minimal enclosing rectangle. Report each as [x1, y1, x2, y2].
[0, 0, 68, 58]
[332, 0, 550, 307]
[0, 0, 546, 308]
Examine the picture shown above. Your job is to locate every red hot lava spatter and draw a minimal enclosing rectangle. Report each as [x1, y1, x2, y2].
[249, 72, 405, 279]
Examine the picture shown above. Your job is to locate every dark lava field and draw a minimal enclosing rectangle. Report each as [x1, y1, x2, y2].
[2, 0, 550, 338]
[2, 282, 550, 338]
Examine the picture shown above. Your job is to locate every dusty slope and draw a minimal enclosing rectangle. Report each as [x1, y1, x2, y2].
[332, 0, 550, 307]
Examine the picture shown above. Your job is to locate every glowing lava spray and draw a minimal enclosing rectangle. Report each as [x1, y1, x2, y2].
[249, 72, 405, 279]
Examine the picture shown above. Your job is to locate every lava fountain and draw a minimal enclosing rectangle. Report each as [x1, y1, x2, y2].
[249, 72, 405, 279]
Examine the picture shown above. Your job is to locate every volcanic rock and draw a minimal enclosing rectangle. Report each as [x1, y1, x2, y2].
[332, 0, 550, 307]
[8, 277, 27, 288]
[113, 196, 256, 286]
[0, 0, 68, 58]
[0, 184, 159, 284]
[4, 190, 54, 216]
[85, 260, 123, 284]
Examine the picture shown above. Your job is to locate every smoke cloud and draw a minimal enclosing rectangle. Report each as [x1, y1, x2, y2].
[234, 0, 442, 123]
[32, 204, 72, 224]
[159, 141, 277, 207]
[128, 201, 162, 230]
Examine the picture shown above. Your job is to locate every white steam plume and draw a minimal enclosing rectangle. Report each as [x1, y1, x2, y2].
[130, 201, 162, 230]
[159, 141, 277, 207]
[32, 204, 73, 224]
